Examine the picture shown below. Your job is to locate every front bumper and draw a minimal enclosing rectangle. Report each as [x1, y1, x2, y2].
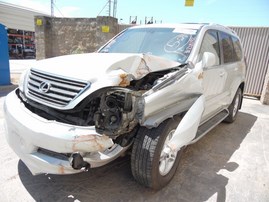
[4, 90, 127, 175]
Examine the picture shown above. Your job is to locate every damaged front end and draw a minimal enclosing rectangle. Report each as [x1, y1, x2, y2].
[94, 89, 142, 136]
[6, 53, 203, 175]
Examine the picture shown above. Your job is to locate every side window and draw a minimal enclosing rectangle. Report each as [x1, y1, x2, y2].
[198, 30, 220, 66]
[220, 32, 235, 63]
[231, 36, 243, 61]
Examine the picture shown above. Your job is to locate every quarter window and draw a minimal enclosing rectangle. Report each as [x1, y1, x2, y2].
[220, 32, 235, 63]
[198, 30, 220, 66]
[231, 36, 243, 61]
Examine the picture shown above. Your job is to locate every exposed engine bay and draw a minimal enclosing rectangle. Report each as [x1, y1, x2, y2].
[19, 66, 188, 146]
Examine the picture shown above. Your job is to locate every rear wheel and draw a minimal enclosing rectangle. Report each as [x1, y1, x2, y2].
[225, 88, 242, 123]
[131, 117, 183, 189]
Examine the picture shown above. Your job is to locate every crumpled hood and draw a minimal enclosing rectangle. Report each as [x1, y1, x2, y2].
[32, 53, 180, 83]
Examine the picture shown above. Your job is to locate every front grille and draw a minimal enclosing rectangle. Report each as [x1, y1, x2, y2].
[26, 69, 89, 108]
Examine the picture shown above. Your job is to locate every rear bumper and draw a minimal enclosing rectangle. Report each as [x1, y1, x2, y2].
[4, 90, 127, 175]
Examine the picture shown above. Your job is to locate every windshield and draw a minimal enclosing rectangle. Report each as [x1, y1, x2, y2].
[99, 27, 198, 63]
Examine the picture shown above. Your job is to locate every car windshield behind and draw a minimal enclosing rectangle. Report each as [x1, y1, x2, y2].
[99, 27, 198, 63]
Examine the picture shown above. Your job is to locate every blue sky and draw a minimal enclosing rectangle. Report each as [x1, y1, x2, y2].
[2, 0, 269, 26]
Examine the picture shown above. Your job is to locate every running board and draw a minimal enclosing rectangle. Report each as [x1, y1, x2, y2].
[190, 109, 229, 144]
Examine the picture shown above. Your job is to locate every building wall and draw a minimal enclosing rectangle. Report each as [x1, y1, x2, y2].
[261, 64, 269, 104]
[0, 2, 48, 32]
[35, 16, 118, 59]
[231, 27, 269, 99]
[118, 24, 133, 33]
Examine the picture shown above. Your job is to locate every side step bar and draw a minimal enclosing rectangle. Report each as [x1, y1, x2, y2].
[190, 109, 229, 144]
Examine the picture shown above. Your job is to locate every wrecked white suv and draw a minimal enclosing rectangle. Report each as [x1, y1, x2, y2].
[4, 23, 246, 189]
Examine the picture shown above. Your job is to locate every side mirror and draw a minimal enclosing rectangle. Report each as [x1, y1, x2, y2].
[202, 52, 216, 68]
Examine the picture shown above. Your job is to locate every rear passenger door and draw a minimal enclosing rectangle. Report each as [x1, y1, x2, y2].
[218, 31, 243, 106]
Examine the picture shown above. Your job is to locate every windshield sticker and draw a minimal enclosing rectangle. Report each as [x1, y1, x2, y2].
[164, 34, 191, 53]
[184, 36, 196, 55]
[164, 34, 196, 63]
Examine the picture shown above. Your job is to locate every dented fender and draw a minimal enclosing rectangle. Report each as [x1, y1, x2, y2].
[140, 68, 204, 128]
[168, 95, 205, 152]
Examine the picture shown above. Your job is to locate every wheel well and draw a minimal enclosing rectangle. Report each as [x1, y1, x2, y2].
[239, 82, 245, 93]
[239, 82, 245, 109]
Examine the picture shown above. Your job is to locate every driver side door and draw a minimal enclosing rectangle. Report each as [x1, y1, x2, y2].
[198, 30, 228, 122]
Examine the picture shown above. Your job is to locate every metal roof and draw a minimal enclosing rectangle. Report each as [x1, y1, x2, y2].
[0, 1, 49, 31]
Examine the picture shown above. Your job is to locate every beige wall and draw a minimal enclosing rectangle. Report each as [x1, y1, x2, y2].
[35, 16, 118, 59]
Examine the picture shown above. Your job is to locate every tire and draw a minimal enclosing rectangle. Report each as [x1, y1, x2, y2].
[225, 88, 242, 123]
[131, 117, 183, 189]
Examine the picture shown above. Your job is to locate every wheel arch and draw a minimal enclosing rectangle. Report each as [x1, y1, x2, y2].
[229, 79, 245, 109]
[238, 82, 245, 109]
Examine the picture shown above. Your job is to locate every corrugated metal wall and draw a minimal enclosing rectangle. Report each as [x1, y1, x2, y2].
[230, 27, 269, 96]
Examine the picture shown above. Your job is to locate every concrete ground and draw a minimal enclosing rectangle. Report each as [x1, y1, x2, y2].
[0, 87, 268, 202]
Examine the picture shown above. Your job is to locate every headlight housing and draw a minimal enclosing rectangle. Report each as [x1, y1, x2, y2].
[19, 69, 30, 93]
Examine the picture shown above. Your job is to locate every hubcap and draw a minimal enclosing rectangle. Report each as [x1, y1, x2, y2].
[232, 93, 240, 117]
[159, 130, 177, 176]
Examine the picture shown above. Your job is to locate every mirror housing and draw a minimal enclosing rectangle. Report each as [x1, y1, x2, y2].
[202, 52, 216, 68]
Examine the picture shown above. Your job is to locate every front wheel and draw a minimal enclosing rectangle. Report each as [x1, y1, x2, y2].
[131, 117, 183, 189]
[225, 88, 242, 123]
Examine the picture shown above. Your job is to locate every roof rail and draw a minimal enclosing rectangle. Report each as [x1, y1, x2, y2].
[207, 23, 237, 35]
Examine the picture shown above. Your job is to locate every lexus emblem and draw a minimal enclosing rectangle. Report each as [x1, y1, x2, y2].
[39, 81, 51, 93]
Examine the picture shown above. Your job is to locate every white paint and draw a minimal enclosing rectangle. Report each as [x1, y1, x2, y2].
[168, 95, 205, 152]
[4, 90, 115, 175]
[33, 53, 180, 82]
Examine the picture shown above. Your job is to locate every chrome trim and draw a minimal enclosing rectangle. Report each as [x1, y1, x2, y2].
[39, 81, 51, 93]
[26, 69, 90, 108]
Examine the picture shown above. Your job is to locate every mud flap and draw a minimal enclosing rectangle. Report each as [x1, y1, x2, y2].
[167, 95, 205, 152]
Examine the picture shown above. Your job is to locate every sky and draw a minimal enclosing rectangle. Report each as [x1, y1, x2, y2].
[1, 0, 269, 26]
